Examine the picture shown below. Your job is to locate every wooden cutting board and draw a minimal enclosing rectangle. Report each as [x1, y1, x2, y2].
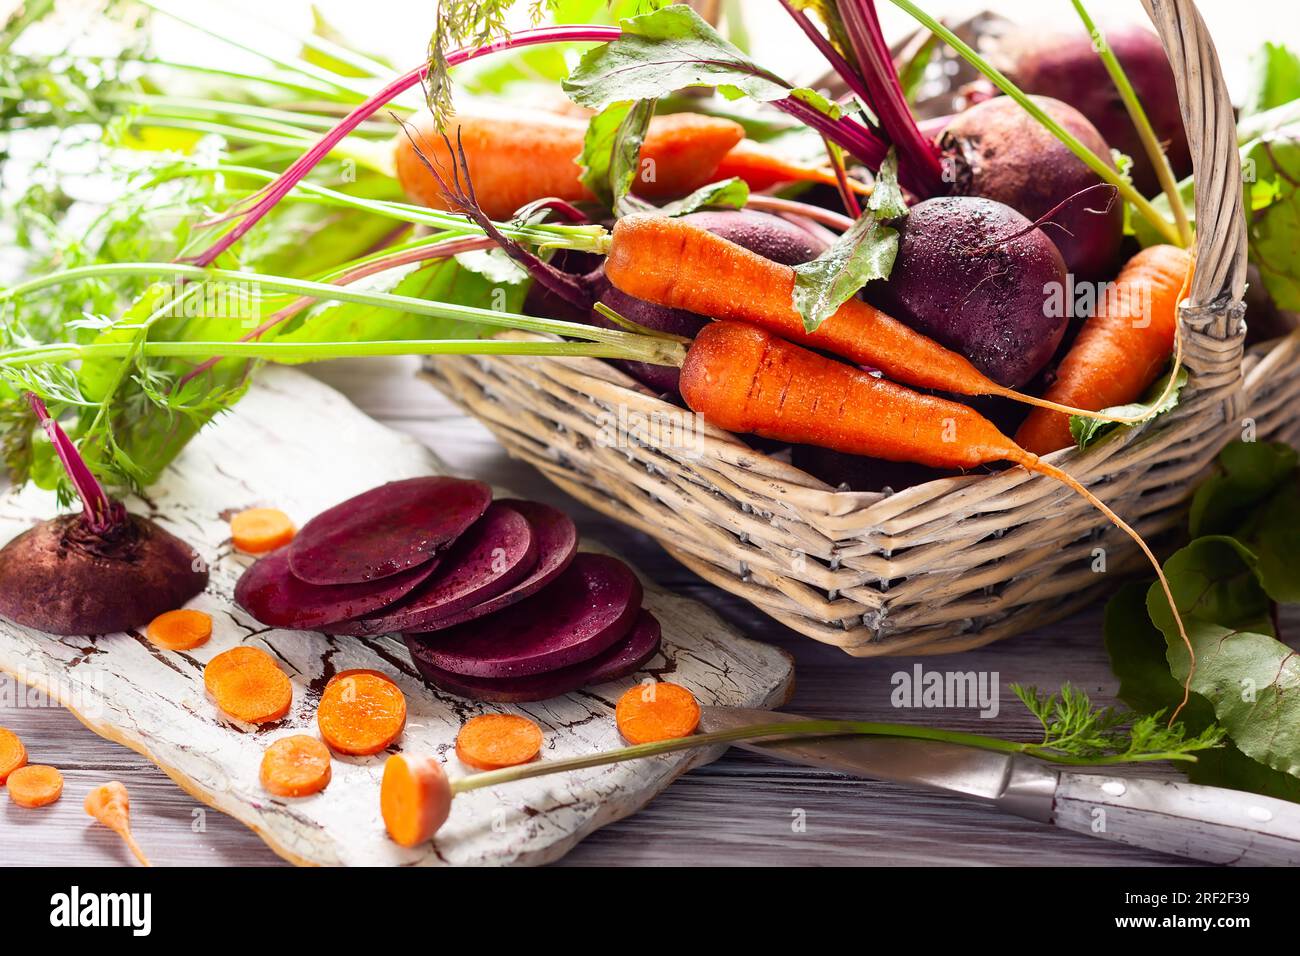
[0, 367, 793, 866]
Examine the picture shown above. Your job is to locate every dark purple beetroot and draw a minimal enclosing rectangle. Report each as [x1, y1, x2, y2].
[323, 501, 538, 636]
[0, 513, 208, 636]
[418, 499, 578, 630]
[235, 548, 437, 630]
[939, 95, 1124, 279]
[407, 553, 642, 678]
[680, 209, 830, 266]
[406, 608, 661, 702]
[288, 476, 490, 585]
[865, 196, 1069, 390]
[1000, 26, 1190, 197]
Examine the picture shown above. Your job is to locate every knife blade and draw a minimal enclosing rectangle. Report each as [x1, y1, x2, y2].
[699, 706, 1300, 866]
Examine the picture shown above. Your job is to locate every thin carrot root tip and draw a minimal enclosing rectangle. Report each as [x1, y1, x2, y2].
[1024, 456, 1195, 718]
[231, 508, 296, 554]
[456, 714, 544, 771]
[260, 736, 332, 798]
[0, 727, 27, 784]
[317, 671, 407, 756]
[204, 646, 293, 725]
[7, 764, 64, 808]
[146, 608, 213, 651]
[381, 754, 452, 848]
[615, 682, 701, 745]
[84, 781, 150, 866]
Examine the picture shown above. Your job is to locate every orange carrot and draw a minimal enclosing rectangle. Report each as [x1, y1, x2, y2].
[605, 214, 1129, 422]
[84, 781, 150, 866]
[381, 753, 452, 848]
[1016, 245, 1194, 455]
[317, 671, 406, 756]
[394, 111, 744, 219]
[713, 138, 871, 194]
[204, 646, 293, 725]
[0, 726, 26, 784]
[145, 608, 213, 651]
[6, 764, 63, 807]
[615, 682, 701, 744]
[679, 320, 1195, 716]
[455, 714, 543, 771]
[260, 735, 332, 797]
[231, 508, 296, 554]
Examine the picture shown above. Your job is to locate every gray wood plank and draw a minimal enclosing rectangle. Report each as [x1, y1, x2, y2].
[2, 358, 1281, 866]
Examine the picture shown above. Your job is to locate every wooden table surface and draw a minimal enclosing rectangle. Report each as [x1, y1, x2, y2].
[1, 357, 1276, 867]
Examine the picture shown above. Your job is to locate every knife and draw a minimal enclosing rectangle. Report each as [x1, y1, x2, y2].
[698, 706, 1300, 866]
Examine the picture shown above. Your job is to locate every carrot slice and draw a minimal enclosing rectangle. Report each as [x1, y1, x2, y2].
[317, 671, 407, 756]
[260, 735, 332, 797]
[455, 714, 543, 771]
[0, 726, 26, 784]
[231, 508, 296, 554]
[145, 608, 213, 650]
[615, 682, 701, 744]
[7, 764, 63, 807]
[204, 646, 293, 724]
[381, 754, 452, 848]
[84, 781, 150, 866]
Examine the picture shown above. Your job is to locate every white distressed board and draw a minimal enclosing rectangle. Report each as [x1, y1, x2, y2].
[0, 367, 793, 866]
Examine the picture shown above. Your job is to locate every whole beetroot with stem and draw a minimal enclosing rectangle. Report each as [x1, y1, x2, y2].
[0, 396, 208, 636]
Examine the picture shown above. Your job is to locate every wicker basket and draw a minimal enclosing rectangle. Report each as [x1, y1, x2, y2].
[425, 0, 1299, 656]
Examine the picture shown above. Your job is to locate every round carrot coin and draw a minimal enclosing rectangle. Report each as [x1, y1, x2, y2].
[317, 671, 407, 756]
[231, 508, 296, 554]
[615, 682, 701, 744]
[0, 727, 27, 784]
[381, 754, 452, 848]
[204, 646, 293, 724]
[7, 764, 64, 807]
[260, 736, 332, 797]
[146, 608, 213, 650]
[455, 714, 543, 771]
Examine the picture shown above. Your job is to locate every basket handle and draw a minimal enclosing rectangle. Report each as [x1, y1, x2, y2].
[1142, 0, 1249, 315]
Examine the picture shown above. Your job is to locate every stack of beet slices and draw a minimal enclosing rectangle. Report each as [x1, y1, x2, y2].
[234, 477, 661, 702]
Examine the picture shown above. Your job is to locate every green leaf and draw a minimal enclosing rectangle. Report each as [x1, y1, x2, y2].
[1068, 365, 1187, 450]
[1241, 42, 1300, 122]
[657, 176, 749, 216]
[1147, 538, 1300, 784]
[1106, 577, 1300, 800]
[609, 99, 658, 213]
[789, 149, 904, 334]
[563, 6, 828, 116]
[578, 101, 632, 208]
[1240, 129, 1300, 312]
[867, 150, 907, 219]
[301, 5, 392, 78]
[1189, 440, 1298, 536]
[1105, 581, 1215, 722]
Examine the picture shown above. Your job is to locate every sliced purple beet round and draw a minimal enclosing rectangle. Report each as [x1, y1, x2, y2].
[323, 502, 538, 636]
[414, 499, 578, 631]
[408, 553, 643, 678]
[405, 609, 661, 702]
[288, 476, 491, 585]
[235, 548, 437, 630]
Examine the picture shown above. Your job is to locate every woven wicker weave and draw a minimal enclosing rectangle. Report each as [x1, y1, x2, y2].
[425, 0, 1296, 655]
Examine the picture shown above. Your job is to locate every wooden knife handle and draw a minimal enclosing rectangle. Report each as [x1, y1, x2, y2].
[1053, 772, 1300, 866]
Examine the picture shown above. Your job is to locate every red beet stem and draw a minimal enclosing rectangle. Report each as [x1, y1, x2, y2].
[839, 0, 944, 196]
[25, 393, 123, 534]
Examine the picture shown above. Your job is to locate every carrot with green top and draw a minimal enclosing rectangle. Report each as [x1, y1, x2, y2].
[395, 111, 745, 220]
[678, 319, 1196, 716]
[604, 214, 1152, 424]
[1016, 245, 1194, 455]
